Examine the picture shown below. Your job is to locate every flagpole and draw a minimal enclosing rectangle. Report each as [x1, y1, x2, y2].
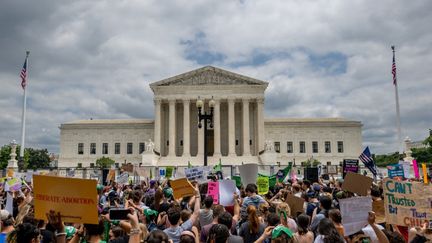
[20, 51, 30, 159]
[392, 46, 403, 153]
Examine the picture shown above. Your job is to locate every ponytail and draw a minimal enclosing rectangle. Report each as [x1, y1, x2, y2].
[247, 205, 259, 234]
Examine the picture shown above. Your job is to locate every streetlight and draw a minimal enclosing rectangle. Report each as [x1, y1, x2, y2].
[197, 96, 215, 166]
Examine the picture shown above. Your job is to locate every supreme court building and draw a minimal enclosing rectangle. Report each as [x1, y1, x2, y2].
[59, 66, 362, 167]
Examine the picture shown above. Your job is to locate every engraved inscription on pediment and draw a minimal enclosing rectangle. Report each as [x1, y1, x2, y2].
[160, 70, 257, 86]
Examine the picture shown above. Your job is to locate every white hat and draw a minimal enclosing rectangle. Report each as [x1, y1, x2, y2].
[0, 209, 11, 221]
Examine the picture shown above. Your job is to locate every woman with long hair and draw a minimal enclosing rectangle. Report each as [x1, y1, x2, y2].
[314, 218, 345, 243]
[276, 203, 298, 233]
[239, 205, 265, 243]
[294, 214, 313, 243]
[328, 209, 345, 238]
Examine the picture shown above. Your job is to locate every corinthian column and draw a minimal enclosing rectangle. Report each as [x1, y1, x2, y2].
[168, 99, 176, 157]
[242, 98, 251, 156]
[213, 99, 221, 157]
[183, 99, 190, 157]
[228, 98, 236, 156]
[154, 98, 162, 153]
[256, 98, 265, 154]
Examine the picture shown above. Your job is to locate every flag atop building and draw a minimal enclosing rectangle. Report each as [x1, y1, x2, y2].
[359, 146, 377, 177]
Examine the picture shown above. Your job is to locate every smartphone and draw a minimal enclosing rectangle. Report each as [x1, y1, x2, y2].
[109, 208, 130, 220]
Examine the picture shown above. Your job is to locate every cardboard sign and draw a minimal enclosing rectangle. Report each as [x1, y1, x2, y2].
[342, 172, 373, 196]
[170, 178, 195, 200]
[257, 177, 269, 195]
[372, 200, 386, 224]
[340, 196, 372, 236]
[116, 172, 129, 184]
[383, 178, 432, 228]
[207, 181, 219, 204]
[387, 164, 404, 179]
[166, 166, 174, 178]
[7, 169, 14, 178]
[106, 169, 116, 182]
[239, 164, 258, 186]
[327, 165, 338, 174]
[33, 175, 98, 224]
[343, 159, 359, 178]
[219, 180, 236, 206]
[285, 194, 305, 217]
[135, 167, 149, 178]
[121, 164, 134, 173]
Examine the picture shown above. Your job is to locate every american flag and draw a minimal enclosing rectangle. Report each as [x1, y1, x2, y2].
[359, 146, 377, 176]
[20, 58, 27, 89]
[392, 46, 397, 85]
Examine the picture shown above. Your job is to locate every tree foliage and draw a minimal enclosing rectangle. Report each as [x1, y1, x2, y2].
[411, 131, 432, 164]
[96, 156, 115, 169]
[302, 158, 321, 167]
[26, 148, 51, 170]
[0, 145, 31, 169]
[374, 152, 404, 167]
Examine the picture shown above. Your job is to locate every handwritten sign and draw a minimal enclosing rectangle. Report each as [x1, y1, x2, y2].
[170, 178, 195, 200]
[383, 178, 432, 228]
[219, 180, 236, 206]
[33, 175, 98, 224]
[257, 177, 269, 195]
[400, 161, 411, 179]
[342, 172, 373, 196]
[135, 167, 149, 178]
[387, 164, 404, 179]
[207, 181, 219, 204]
[372, 200, 386, 224]
[327, 165, 338, 174]
[285, 194, 305, 217]
[116, 172, 129, 184]
[121, 164, 134, 173]
[340, 196, 372, 236]
[343, 159, 359, 178]
[184, 167, 205, 182]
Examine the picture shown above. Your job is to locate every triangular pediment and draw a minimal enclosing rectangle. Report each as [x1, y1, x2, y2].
[149, 66, 268, 88]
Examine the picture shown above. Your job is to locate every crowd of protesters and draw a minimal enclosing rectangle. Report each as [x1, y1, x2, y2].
[0, 171, 431, 243]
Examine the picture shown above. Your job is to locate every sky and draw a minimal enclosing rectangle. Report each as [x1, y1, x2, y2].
[0, 0, 431, 155]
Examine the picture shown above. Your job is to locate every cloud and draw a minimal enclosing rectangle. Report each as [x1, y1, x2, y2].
[0, 0, 431, 155]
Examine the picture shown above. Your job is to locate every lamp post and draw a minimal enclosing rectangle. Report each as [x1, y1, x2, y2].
[197, 96, 215, 166]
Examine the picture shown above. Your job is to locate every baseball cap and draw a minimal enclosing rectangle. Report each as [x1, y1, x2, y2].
[0, 210, 11, 221]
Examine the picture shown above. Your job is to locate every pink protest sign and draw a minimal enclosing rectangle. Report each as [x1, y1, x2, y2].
[207, 181, 219, 204]
[412, 160, 420, 179]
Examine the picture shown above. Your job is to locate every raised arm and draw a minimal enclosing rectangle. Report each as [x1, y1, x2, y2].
[368, 212, 389, 243]
[233, 193, 240, 222]
[189, 184, 201, 225]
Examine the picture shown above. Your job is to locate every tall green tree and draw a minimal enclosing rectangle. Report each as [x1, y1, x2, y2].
[96, 156, 115, 169]
[0, 145, 30, 169]
[26, 148, 51, 170]
[374, 152, 404, 167]
[411, 131, 432, 164]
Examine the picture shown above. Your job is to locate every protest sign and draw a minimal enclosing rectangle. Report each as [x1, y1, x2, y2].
[285, 194, 305, 217]
[372, 200, 386, 224]
[207, 181, 219, 204]
[121, 164, 134, 173]
[339, 196, 372, 236]
[304, 167, 319, 183]
[383, 178, 432, 228]
[184, 167, 207, 182]
[116, 172, 129, 184]
[170, 178, 195, 200]
[257, 177, 269, 195]
[6, 178, 22, 192]
[422, 163, 428, 184]
[387, 164, 404, 179]
[219, 180, 236, 206]
[135, 167, 149, 178]
[33, 175, 98, 224]
[239, 164, 258, 186]
[106, 169, 116, 182]
[166, 166, 174, 178]
[343, 159, 359, 178]
[412, 160, 420, 179]
[7, 169, 14, 178]
[342, 172, 373, 196]
[159, 168, 166, 177]
[327, 165, 338, 174]
[400, 161, 411, 179]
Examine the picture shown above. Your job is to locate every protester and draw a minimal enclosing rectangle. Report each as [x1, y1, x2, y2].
[314, 218, 345, 243]
[294, 214, 313, 243]
[238, 205, 265, 243]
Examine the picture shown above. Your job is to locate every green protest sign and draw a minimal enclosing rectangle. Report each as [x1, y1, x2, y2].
[257, 177, 269, 195]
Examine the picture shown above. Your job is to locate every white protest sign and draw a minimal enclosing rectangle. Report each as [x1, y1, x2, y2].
[219, 180, 236, 206]
[116, 172, 129, 184]
[399, 161, 411, 179]
[239, 164, 258, 186]
[184, 166, 211, 182]
[339, 196, 372, 236]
